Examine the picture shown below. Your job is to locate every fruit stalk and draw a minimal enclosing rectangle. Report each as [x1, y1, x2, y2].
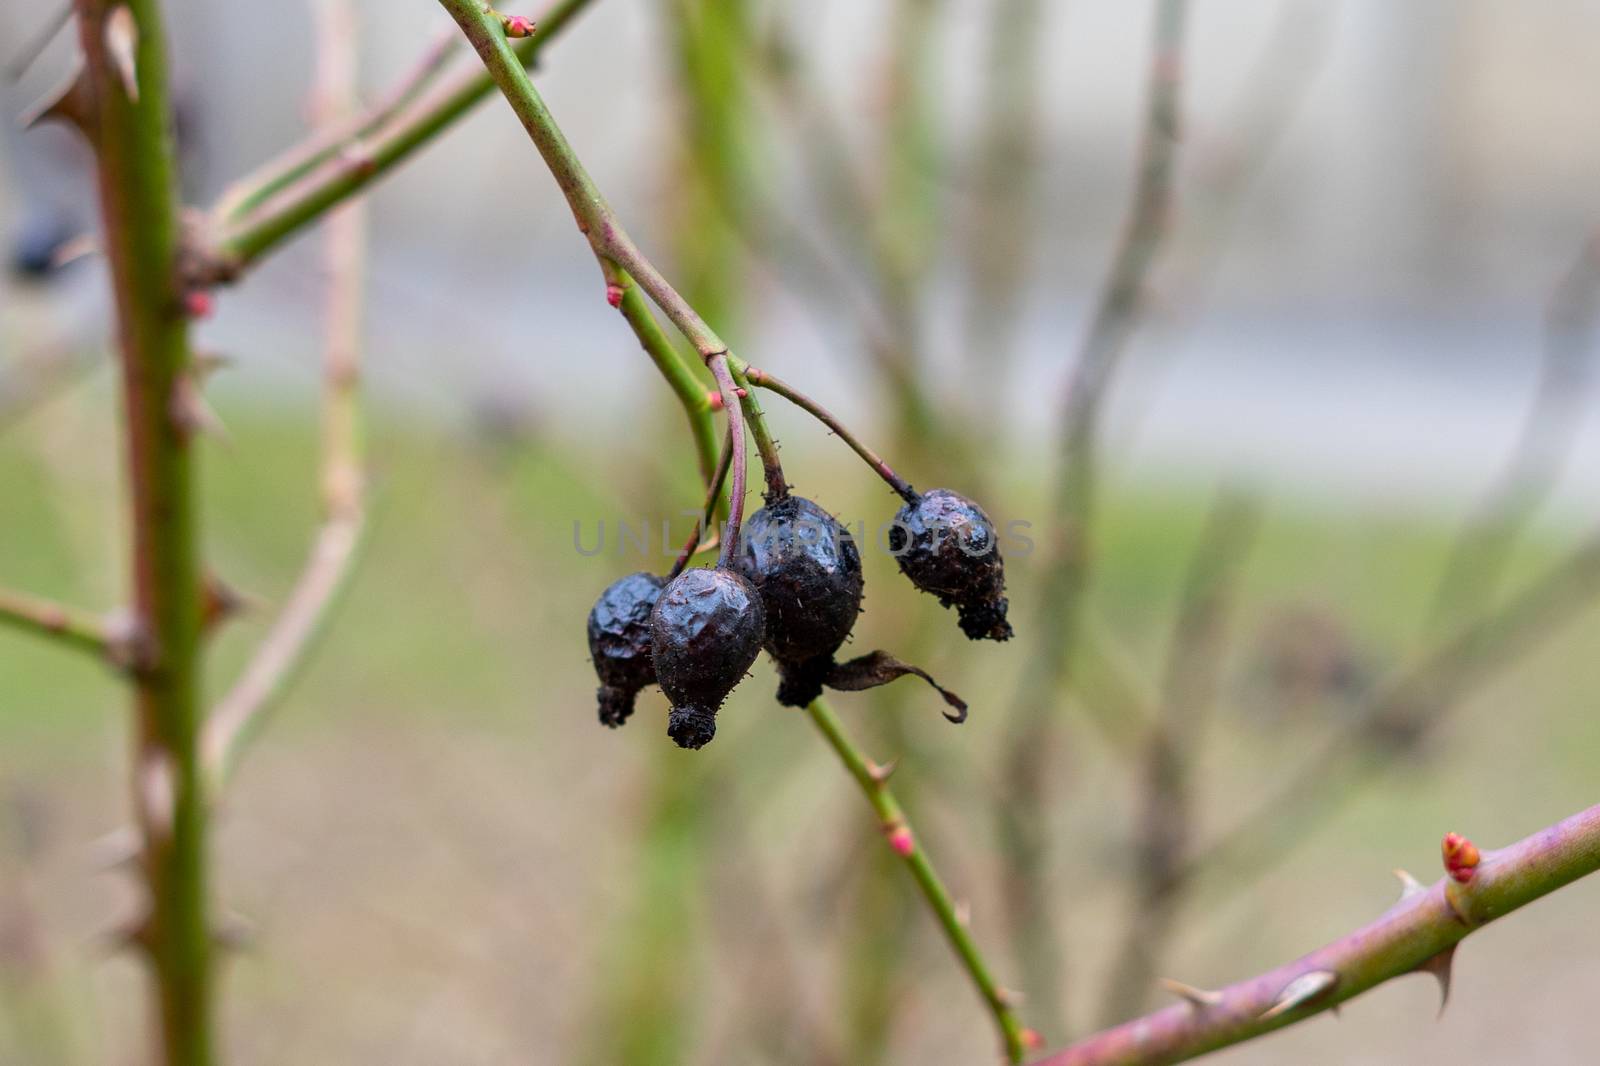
[737, 360, 917, 503]
[668, 425, 735, 578]
[705, 352, 751, 563]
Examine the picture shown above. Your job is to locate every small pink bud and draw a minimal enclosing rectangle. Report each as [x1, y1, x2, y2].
[605, 283, 624, 308]
[708, 390, 724, 411]
[183, 290, 214, 320]
[887, 826, 914, 857]
[1442, 832, 1480, 883]
[1021, 1029, 1045, 1051]
[502, 15, 537, 38]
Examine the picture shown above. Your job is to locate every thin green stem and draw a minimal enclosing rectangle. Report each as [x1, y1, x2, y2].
[202, 0, 598, 281]
[435, 0, 780, 521]
[736, 360, 917, 502]
[73, 0, 212, 1061]
[436, 0, 729, 361]
[0, 587, 114, 660]
[727, 362, 787, 501]
[804, 698, 1030, 1063]
[214, 30, 462, 223]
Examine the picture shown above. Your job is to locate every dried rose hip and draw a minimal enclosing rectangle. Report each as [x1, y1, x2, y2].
[586, 571, 665, 728]
[650, 566, 767, 749]
[736, 495, 864, 707]
[890, 489, 1013, 641]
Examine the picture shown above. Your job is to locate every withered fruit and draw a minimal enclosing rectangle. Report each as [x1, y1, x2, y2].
[586, 571, 665, 728]
[650, 566, 767, 749]
[890, 489, 1013, 641]
[736, 495, 865, 708]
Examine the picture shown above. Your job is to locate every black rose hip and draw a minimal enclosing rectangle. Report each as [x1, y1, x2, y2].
[736, 495, 864, 707]
[890, 489, 1013, 641]
[586, 571, 665, 728]
[650, 566, 767, 749]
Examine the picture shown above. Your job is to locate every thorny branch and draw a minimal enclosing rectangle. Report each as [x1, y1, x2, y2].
[1154, 234, 1600, 914]
[1039, 805, 1600, 1066]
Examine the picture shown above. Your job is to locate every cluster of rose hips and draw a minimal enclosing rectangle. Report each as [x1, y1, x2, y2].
[586, 372, 1011, 750]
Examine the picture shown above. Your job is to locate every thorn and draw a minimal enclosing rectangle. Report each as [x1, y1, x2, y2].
[1442, 832, 1480, 884]
[169, 375, 228, 441]
[97, 910, 154, 956]
[202, 572, 248, 633]
[954, 899, 972, 928]
[105, 6, 139, 101]
[1393, 867, 1426, 900]
[21, 57, 94, 135]
[996, 985, 1026, 1007]
[334, 142, 377, 177]
[192, 350, 233, 381]
[214, 911, 256, 953]
[83, 826, 142, 872]
[1159, 977, 1223, 1008]
[866, 757, 898, 784]
[50, 233, 99, 268]
[1260, 970, 1339, 1021]
[1412, 944, 1456, 1018]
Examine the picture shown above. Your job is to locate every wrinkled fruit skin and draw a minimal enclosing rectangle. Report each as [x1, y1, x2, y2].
[737, 496, 865, 708]
[651, 567, 767, 749]
[890, 489, 1013, 641]
[586, 571, 665, 728]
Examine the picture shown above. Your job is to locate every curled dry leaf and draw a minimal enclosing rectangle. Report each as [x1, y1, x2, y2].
[826, 650, 969, 723]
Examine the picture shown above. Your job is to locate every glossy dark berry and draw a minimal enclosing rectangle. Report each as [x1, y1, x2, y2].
[890, 489, 1013, 641]
[736, 495, 865, 707]
[650, 566, 767, 749]
[586, 571, 664, 728]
